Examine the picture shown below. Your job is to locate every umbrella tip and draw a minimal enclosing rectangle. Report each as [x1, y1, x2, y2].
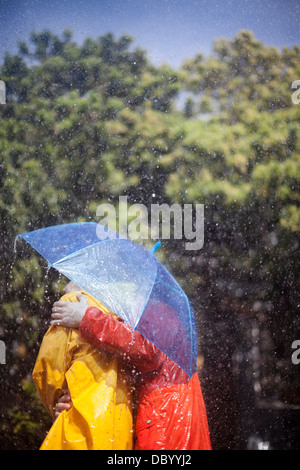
[150, 241, 162, 254]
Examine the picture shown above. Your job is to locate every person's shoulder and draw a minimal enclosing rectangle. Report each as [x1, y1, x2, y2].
[59, 291, 78, 302]
[81, 291, 119, 318]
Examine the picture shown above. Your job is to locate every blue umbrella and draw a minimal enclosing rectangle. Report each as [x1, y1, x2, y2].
[16, 222, 198, 376]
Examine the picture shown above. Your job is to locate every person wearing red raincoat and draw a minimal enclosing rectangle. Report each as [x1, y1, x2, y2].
[78, 306, 211, 450]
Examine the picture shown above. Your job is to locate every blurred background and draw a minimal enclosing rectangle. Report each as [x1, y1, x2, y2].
[0, 0, 299, 449]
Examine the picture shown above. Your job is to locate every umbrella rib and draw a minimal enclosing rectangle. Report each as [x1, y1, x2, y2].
[16, 235, 54, 267]
[136, 327, 193, 377]
[51, 238, 122, 266]
[184, 292, 196, 376]
[134, 263, 157, 331]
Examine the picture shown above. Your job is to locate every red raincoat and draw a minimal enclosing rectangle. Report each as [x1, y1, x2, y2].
[80, 307, 211, 450]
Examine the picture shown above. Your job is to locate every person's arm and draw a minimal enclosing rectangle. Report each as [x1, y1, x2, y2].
[80, 307, 166, 373]
[32, 326, 69, 419]
[51, 296, 166, 373]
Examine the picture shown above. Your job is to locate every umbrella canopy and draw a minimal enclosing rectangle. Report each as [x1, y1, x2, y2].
[17, 222, 198, 376]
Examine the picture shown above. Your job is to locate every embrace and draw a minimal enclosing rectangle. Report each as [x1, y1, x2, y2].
[33, 281, 211, 450]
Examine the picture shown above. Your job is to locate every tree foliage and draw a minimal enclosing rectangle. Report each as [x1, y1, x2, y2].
[0, 29, 299, 449]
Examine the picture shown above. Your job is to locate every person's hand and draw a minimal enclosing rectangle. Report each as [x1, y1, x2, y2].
[54, 390, 72, 419]
[51, 291, 89, 328]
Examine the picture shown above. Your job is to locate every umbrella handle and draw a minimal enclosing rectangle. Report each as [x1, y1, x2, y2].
[150, 241, 162, 254]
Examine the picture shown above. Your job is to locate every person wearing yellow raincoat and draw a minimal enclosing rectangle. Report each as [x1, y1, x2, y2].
[32, 281, 133, 450]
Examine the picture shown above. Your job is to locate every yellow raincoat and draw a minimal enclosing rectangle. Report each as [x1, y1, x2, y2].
[32, 290, 133, 450]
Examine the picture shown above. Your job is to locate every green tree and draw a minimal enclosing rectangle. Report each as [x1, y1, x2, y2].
[0, 29, 182, 449]
[0, 28, 299, 450]
[166, 30, 300, 447]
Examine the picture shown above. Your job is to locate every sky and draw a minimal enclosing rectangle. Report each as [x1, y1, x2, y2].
[0, 0, 299, 68]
